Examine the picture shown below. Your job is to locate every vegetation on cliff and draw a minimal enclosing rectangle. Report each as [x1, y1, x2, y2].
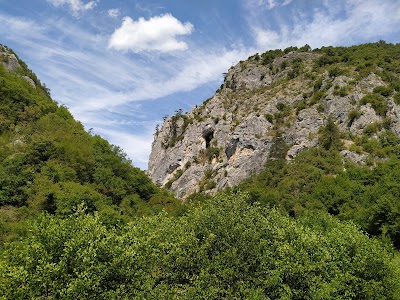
[1, 42, 400, 299]
[148, 41, 400, 200]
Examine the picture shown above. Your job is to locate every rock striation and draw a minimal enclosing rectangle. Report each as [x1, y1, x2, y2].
[148, 46, 400, 199]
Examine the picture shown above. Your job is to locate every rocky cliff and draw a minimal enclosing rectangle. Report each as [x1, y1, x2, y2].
[0, 44, 42, 89]
[148, 43, 400, 199]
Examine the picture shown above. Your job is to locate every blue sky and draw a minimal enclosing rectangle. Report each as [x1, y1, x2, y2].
[1, 0, 399, 169]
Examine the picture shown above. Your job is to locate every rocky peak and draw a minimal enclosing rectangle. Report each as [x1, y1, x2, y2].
[0, 44, 36, 88]
[148, 43, 400, 199]
[0, 44, 21, 72]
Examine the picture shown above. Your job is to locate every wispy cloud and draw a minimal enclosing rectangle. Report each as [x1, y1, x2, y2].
[47, 0, 98, 16]
[246, 0, 400, 50]
[282, 0, 293, 6]
[108, 14, 194, 53]
[107, 8, 120, 18]
[0, 13, 244, 111]
[249, 0, 292, 10]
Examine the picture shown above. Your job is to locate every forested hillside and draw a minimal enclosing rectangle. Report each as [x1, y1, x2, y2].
[235, 147, 400, 248]
[0, 45, 183, 244]
[1, 43, 400, 299]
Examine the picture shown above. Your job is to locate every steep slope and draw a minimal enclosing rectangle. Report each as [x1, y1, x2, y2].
[0, 45, 182, 243]
[148, 42, 400, 198]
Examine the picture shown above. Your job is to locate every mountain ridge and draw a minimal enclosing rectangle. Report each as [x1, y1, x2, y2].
[148, 42, 400, 198]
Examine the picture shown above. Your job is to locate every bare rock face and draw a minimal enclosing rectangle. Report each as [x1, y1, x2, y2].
[389, 102, 400, 137]
[22, 76, 36, 88]
[148, 51, 400, 199]
[286, 108, 323, 160]
[0, 45, 35, 88]
[0, 45, 21, 72]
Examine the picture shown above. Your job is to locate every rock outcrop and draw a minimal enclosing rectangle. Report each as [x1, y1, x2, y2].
[0, 45, 21, 72]
[148, 46, 400, 199]
[1, 44, 35, 88]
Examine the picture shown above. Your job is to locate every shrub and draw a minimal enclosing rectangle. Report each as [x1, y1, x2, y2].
[204, 180, 216, 190]
[360, 93, 388, 116]
[394, 92, 400, 105]
[373, 85, 393, 97]
[390, 80, 400, 92]
[347, 109, 362, 127]
[310, 90, 326, 105]
[328, 66, 344, 78]
[284, 46, 298, 53]
[333, 85, 350, 97]
[204, 169, 213, 179]
[313, 78, 323, 91]
[264, 113, 274, 123]
[276, 102, 287, 111]
[299, 44, 311, 52]
[363, 122, 381, 136]
[318, 118, 342, 151]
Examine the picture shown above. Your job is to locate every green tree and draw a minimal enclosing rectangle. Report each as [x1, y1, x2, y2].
[318, 117, 342, 151]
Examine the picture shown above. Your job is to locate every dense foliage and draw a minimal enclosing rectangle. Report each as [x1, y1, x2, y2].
[0, 56, 183, 244]
[236, 147, 400, 249]
[1, 193, 398, 299]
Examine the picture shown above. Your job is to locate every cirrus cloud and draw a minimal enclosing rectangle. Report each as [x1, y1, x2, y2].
[108, 14, 194, 53]
[47, 0, 97, 16]
[249, 0, 400, 50]
[250, 0, 292, 10]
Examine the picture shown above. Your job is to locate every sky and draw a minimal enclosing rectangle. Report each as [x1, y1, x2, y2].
[0, 0, 399, 169]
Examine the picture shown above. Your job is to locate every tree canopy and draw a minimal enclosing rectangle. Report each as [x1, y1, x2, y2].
[1, 193, 398, 299]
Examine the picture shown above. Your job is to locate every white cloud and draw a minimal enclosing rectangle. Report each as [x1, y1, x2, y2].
[108, 14, 194, 53]
[282, 0, 293, 5]
[266, 0, 277, 9]
[47, 0, 97, 16]
[68, 47, 249, 115]
[108, 8, 120, 18]
[250, 0, 290, 10]
[254, 28, 281, 48]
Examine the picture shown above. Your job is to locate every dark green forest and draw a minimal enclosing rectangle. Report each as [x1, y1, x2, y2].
[1, 42, 400, 299]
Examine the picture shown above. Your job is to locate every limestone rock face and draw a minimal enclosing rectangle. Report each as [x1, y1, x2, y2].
[22, 76, 36, 88]
[0, 45, 21, 72]
[0, 45, 35, 88]
[148, 50, 400, 199]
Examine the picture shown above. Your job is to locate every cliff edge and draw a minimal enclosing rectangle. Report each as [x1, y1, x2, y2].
[148, 43, 400, 198]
